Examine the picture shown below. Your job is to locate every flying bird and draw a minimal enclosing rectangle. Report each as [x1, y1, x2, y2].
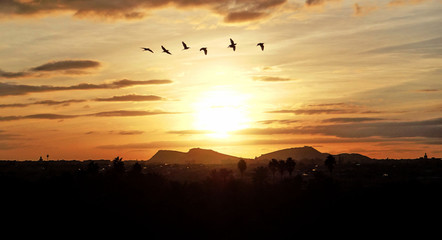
[182, 41, 190, 50]
[228, 38, 237, 51]
[200, 47, 207, 55]
[141, 47, 154, 53]
[161, 45, 171, 55]
[257, 43, 264, 51]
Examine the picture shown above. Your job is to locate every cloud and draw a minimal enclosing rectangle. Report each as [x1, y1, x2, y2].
[89, 110, 178, 117]
[253, 76, 294, 82]
[0, 99, 86, 108]
[0, 69, 32, 79]
[0, 60, 101, 79]
[95, 94, 164, 102]
[167, 130, 215, 135]
[31, 60, 100, 72]
[0, 79, 172, 96]
[0, 110, 180, 121]
[232, 117, 442, 138]
[257, 119, 299, 125]
[267, 108, 357, 115]
[0, 0, 288, 23]
[305, 0, 338, 7]
[322, 117, 385, 123]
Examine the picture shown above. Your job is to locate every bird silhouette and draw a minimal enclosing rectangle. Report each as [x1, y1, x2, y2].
[182, 41, 190, 50]
[228, 38, 237, 51]
[141, 47, 154, 53]
[257, 43, 264, 51]
[161, 45, 171, 55]
[200, 47, 207, 55]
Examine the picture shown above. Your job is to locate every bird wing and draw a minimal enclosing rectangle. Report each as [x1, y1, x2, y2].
[182, 41, 187, 48]
[148, 48, 154, 53]
[232, 45, 236, 51]
[161, 46, 166, 51]
[230, 38, 234, 45]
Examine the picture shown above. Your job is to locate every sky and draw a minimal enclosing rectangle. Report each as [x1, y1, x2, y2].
[0, 0, 441, 160]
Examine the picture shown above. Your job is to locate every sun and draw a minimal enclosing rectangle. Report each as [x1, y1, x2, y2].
[194, 88, 249, 138]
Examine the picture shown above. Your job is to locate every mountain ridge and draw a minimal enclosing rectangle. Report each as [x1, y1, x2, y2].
[148, 146, 373, 164]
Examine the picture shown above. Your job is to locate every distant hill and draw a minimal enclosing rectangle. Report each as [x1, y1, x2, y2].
[148, 146, 373, 165]
[334, 153, 373, 164]
[256, 146, 329, 163]
[148, 148, 245, 165]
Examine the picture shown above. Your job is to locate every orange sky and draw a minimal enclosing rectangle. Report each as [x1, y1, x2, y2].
[1, 0, 441, 160]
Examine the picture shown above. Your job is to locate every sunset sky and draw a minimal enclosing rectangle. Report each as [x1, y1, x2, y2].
[1, 0, 441, 160]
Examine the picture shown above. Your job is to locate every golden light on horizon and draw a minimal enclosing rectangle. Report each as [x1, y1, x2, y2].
[193, 88, 250, 138]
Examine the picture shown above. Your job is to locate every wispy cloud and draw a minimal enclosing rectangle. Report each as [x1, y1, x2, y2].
[322, 117, 385, 123]
[253, 76, 294, 82]
[267, 109, 357, 115]
[95, 94, 164, 102]
[0, 79, 172, 97]
[0, 60, 101, 79]
[232, 118, 442, 138]
[0, 110, 180, 122]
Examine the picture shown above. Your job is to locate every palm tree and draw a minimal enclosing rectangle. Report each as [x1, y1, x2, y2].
[268, 159, 278, 181]
[237, 159, 247, 178]
[112, 156, 125, 175]
[325, 154, 336, 175]
[278, 160, 286, 179]
[286, 157, 296, 177]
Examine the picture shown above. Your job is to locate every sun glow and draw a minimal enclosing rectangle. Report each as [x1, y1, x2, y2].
[194, 88, 249, 138]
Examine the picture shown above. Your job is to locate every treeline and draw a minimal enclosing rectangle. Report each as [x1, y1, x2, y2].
[1, 156, 441, 237]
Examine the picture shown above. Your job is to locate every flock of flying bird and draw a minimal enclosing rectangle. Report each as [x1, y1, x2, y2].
[141, 38, 264, 55]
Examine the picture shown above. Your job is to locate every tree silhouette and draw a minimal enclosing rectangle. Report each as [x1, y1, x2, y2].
[130, 162, 143, 176]
[278, 160, 286, 180]
[252, 166, 268, 187]
[285, 157, 296, 177]
[46, 154, 49, 161]
[325, 155, 336, 175]
[237, 159, 247, 178]
[219, 168, 233, 183]
[86, 161, 99, 175]
[112, 156, 125, 175]
[268, 159, 279, 181]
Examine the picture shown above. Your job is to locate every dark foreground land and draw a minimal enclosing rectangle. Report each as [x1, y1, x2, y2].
[1, 158, 442, 238]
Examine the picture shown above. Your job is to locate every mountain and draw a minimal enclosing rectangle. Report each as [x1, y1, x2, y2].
[148, 148, 245, 165]
[148, 146, 373, 165]
[256, 146, 329, 163]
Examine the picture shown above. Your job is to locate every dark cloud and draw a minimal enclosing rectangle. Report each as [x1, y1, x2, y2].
[258, 119, 299, 125]
[0, 109, 180, 121]
[0, 69, 31, 79]
[0, 0, 288, 23]
[0, 99, 86, 108]
[90, 110, 178, 117]
[95, 94, 164, 102]
[0, 60, 101, 79]
[224, 11, 267, 23]
[322, 117, 385, 123]
[0, 79, 172, 96]
[305, 0, 337, 6]
[30, 60, 100, 72]
[253, 76, 293, 82]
